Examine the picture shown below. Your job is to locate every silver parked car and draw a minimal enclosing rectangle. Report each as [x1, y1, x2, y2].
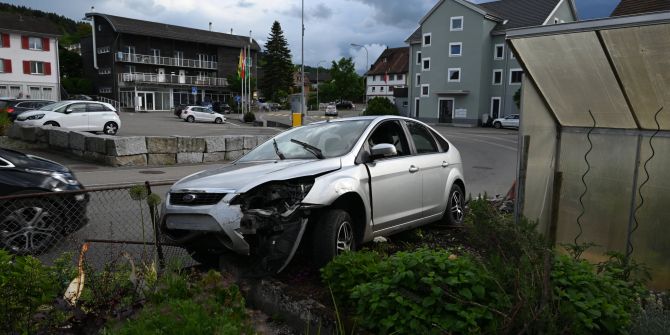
[492, 114, 519, 129]
[161, 116, 465, 272]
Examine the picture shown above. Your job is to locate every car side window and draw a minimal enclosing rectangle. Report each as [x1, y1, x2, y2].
[430, 129, 450, 152]
[68, 103, 87, 113]
[86, 103, 105, 112]
[407, 122, 439, 154]
[367, 120, 410, 157]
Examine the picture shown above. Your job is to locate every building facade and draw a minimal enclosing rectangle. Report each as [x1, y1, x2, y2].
[407, 0, 577, 125]
[0, 12, 61, 100]
[365, 47, 409, 103]
[81, 13, 259, 112]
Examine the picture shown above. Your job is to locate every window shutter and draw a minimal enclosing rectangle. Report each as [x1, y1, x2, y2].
[44, 62, 51, 75]
[23, 60, 30, 74]
[1, 34, 9, 48]
[21, 36, 29, 49]
[42, 38, 50, 51]
[3, 59, 11, 73]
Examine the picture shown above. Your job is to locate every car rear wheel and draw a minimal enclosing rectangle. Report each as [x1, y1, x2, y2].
[0, 199, 62, 255]
[312, 209, 356, 267]
[442, 184, 465, 226]
[103, 121, 119, 135]
[186, 116, 195, 123]
[44, 121, 60, 127]
[215, 117, 223, 124]
[493, 122, 502, 129]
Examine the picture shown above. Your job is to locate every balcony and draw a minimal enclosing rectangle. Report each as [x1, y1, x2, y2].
[119, 73, 228, 87]
[116, 52, 217, 70]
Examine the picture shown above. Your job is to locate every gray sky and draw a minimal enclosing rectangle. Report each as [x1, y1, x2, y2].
[5, 0, 618, 72]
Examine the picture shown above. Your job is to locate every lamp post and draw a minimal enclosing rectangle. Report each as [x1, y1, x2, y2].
[316, 60, 327, 111]
[350, 43, 368, 110]
[300, 0, 305, 124]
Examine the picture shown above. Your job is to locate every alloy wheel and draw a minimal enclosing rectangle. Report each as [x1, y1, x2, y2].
[104, 122, 118, 135]
[450, 190, 464, 224]
[336, 220, 353, 254]
[0, 203, 60, 255]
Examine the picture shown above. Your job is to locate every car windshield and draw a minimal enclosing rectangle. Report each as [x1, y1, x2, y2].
[240, 119, 372, 161]
[38, 101, 70, 111]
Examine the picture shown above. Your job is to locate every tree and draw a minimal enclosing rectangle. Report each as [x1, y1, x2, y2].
[262, 21, 293, 102]
[329, 58, 364, 102]
[364, 97, 399, 116]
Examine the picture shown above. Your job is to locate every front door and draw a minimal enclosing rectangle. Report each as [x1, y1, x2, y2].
[61, 103, 88, 130]
[491, 98, 501, 119]
[438, 99, 454, 123]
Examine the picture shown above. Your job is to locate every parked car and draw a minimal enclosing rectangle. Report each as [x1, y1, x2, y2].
[336, 101, 355, 110]
[181, 106, 226, 124]
[325, 104, 338, 116]
[15, 101, 121, 135]
[220, 103, 232, 113]
[0, 148, 88, 255]
[259, 102, 279, 112]
[173, 104, 188, 118]
[492, 114, 519, 129]
[161, 116, 465, 273]
[0, 99, 56, 121]
[68, 94, 93, 101]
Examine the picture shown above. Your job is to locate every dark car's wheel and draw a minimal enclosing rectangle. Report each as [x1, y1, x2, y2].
[0, 199, 62, 255]
[103, 121, 119, 135]
[44, 121, 60, 127]
[442, 184, 465, 226]
[312, 209, 356, 267]
[493, 122, 502, 129]
[215, 117, 223, 124]
[186, 248, 221, 267]
[186, 116, 195, 123]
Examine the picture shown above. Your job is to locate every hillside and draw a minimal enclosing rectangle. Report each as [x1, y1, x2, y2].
[0, 2, 90, 45]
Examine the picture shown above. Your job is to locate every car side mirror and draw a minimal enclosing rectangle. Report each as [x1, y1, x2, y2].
[64, 108, 73, 114]
[370, 143, 397, 160]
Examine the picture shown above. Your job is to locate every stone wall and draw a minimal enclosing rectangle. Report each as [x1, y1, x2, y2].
[5, 124, 273, 167]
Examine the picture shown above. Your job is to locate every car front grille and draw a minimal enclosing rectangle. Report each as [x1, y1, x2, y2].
[169, 193, 226, 206]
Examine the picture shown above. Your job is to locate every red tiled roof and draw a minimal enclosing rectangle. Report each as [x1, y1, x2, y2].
[365, 47, 409, 76]
[611, 0, 670, 16]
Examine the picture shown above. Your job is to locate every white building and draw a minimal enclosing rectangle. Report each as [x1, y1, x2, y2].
[365, 47, 409, 103]
[0, 12, 61, 100]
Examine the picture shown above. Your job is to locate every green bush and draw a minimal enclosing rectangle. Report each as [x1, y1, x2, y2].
[323, 249, 506, 334]
[363, 97, 399, 116]
[243, 111, 256, 122]
[0, 110, 11, 136]
[321, 250, 383, 306]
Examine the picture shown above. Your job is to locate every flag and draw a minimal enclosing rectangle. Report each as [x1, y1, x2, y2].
[237, 49, 246, 79]
[384, 69, 389, 83]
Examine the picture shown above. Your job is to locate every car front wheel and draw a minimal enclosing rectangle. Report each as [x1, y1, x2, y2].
[493, 122, 502, 129]
[103, 121, 119, 135]
[215, 117, 223, 124]
[312, 209, 356, 267]
[186, 116, 195, 123]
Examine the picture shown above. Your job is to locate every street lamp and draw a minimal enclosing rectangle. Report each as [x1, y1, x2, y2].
[350, 43, 368, 110]
[316, 60, 327, 111]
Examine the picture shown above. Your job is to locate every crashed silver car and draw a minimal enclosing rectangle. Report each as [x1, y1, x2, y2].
[161, 116, 465, 272]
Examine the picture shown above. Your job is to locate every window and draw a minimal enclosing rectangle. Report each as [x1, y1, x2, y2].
[375, 75, 380, 81]
[415, 98, 420, 118]
[97, 46, 110, 54]
[29, 86, 40, 98]
[450, 16, 464, 31]
[98, 67, 111, 75]
[492, 69, 503, 85]
[510, 51, 516, 59]
[448, 68, 461, 83]
[494, 44, 505, 60]
[372, 87, 376, 92]
[29, 37, 43, 50]
[380, 86, 384, 92]
[367, 120, 410, 157]
[422, 57, 430, 71]
[389, 86, 394, 92]
[421, 84, 429, 97]
[423, 33, 432, 47]
[30, 61, 44, 74]
[416, 51, 422, 65]
[42, 87, 53, 99]
[415, 73, 421, 87]
[125, 46, 135, 54]
[398, 74, 404, 81]
[510, 69, 523, 84]
[0, 59, 6, 73]
[66, 103, 87, 113]
[449, 42, 462, 57]
[98, 88, 112, 94]
[403, 101, 408, 107]
[407, 122, 438, 154]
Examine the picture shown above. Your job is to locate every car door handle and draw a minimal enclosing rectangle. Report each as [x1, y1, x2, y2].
[409, 165, 419, 173]
[442, 161, 450, 168]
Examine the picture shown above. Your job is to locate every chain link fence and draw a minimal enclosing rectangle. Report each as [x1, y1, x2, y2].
[0, 181, 194, 268]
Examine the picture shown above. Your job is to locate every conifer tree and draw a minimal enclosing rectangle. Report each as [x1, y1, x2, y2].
[262, 21, 294, 102]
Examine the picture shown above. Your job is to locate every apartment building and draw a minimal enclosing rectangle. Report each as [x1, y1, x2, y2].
[365, 47, 409, 103]
[81, 13, 259, 111]
[407, 0, 577, 125]
[0, 12, 61, 100]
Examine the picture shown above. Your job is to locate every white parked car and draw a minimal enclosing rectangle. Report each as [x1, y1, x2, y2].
[325, 104, 338, 116]
[15, 101, 121, 135]
[492, 114, 519, 129]
[181, 106, 226, 124]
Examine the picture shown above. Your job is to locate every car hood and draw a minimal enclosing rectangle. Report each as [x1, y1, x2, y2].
[16, 110, 50, 119]
[0, 148, 69, 173]
[171, 158, 342, 193]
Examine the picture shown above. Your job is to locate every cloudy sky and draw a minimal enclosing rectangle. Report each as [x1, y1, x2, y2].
[6, 0, 619, 72]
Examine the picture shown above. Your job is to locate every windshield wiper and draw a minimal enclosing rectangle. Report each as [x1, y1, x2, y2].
[273, 139, 285, 160]
[290, 139, 324, 159]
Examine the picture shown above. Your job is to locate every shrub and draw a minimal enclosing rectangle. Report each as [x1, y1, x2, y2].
[363, 97, 399, 116]
[630, 294, 670, 335]
[0, 110, 10, 136]
[321, 250, 383, 305]
[243, 111, 256, 122]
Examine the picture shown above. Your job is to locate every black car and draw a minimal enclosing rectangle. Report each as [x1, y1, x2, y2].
[336, 101, 355, 110]
[0, 148, 88, 255]
[0, 99, 55, 121]
[173, 104, 187, 118]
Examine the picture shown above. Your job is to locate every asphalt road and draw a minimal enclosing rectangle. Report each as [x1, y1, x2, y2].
[117, 111, 280, 136]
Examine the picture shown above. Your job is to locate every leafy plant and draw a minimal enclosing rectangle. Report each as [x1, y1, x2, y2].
[363, 97, 399, 116]
[321, 250, 383, 306]
[0, 110, 11, 136]
[243, 111, 256, 123]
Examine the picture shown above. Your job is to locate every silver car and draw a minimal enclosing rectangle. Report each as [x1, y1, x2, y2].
[161, 116, 465, 272]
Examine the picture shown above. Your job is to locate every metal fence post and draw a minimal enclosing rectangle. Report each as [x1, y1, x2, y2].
[145, 181, 165, 270]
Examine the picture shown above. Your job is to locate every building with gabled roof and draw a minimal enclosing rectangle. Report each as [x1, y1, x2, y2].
[406, 0, 578, 125]
[364, 46, 409, 103]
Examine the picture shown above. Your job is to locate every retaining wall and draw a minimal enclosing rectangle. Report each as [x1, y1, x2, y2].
[5, 124, 273, 167]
